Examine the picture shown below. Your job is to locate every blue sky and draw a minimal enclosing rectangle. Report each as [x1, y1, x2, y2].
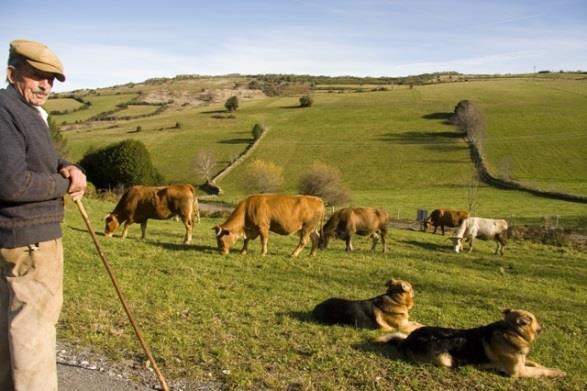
[1, 0, 586, 92]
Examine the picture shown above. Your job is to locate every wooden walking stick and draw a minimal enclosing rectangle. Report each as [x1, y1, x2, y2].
[75, 199, 170, 391]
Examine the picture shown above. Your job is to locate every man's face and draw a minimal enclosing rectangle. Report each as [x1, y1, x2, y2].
[7, 62, 55, 106]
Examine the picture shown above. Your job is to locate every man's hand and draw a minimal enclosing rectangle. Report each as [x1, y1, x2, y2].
[59, 165, 87, 201]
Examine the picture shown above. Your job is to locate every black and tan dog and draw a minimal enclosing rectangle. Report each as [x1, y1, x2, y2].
[312, 278, 423, 333]
[376, 309, 565, 378]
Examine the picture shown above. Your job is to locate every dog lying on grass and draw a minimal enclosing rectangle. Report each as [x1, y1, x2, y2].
[312, 278, 423, 333]
[376, 309, 565, 378]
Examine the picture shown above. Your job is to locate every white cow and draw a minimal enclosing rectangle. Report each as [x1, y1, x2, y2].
[451, 217, 509, 255]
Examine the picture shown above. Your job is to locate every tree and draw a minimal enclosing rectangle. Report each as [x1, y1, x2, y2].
[298, 162, 351, 207]
[224, 96, 239, 112]
[242, 159, 284, 193]
[452, 100, 486, 149]
[192, 150, 217, 181]
[299, 95, 313, 108]
[48, 117, 69, 159]
[79, 139, 164, 190]
[251, 123, 267, 140]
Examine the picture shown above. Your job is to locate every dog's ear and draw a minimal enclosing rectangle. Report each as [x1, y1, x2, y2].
[400, 281, 411, 292]
[502, 308, 513, 317]
[385, 279, 395, 288]
[516, 315, 532, 326]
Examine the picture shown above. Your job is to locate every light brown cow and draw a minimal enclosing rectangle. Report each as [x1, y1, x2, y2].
[423, 208, 469, 235]
[319, 207, 390, 253]
[213, 194, 325, 256]
[104, 184, 199, 244]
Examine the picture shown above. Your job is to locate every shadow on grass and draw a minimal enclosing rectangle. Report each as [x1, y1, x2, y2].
[422, 112, 454, 125]
[156, 242, 218, 253]
[280, 105, 303, 109]
[378, 131, 464, 149]
[398, 239, 452, 252]
[217, 138, 252, 144]
[200, 109, 228, 114]
[352, 339, 404, 361]
[283, 310, 316, 324]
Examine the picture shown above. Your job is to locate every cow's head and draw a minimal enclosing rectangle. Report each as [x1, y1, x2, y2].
[450, 236, 463, 253]
[213, 225, 239, 255]
[104, 213, 120, 237]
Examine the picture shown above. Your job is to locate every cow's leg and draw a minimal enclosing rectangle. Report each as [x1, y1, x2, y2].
[370, 232, 380, 252]
[495, 234, 506, 255]
[441, 225, 445, 236]
[140, 221, 148, 240]
[432, 225, 438, 234]
[121, 222, 130, 239]
[309, 230, 320, 256]
[344, 234, 354, 252]
[467, 237, 474, 253]
[240, 238, 250, 255]
[258, 227, 270, 256]
[194, 198, 200, 224]
[292, 230, 311, 257]
[182, 215, 193, 244]
[381, 231, 387, 253]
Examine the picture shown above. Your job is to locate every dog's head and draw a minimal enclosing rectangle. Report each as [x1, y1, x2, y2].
[384, 278, 415, 308]
[502, 308, 542, 346]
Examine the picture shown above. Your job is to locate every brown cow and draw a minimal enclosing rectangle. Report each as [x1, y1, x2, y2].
[213, 194, 325, 256]
[319, 207, 390, 253]
[104, 184, 199, 244]
[423, 208, 469, 235]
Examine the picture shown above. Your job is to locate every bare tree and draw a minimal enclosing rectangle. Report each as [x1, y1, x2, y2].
[243, 159, 284, 193]
[464, 171, 480, 214]
[192, 150, 217, 181]
[298, 162, 351, 207]
[452, 100, 486, 150]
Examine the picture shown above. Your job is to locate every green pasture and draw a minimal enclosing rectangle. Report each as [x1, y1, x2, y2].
[112, 104, 161, 118]
[44, 97, 84, 113]
[62, 76, 587, 226]
[60, 198, 586, 390]
[52, 93, 138, 124]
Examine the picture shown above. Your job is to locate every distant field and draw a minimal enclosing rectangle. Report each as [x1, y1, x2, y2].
[63, 76, 587, 226]
[112, 104, 161, 118]
[52, 93, 139, 124]
[45, 97, 84, 113]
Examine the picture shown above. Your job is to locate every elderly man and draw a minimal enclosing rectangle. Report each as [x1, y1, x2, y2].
[0, 39, 86, 391]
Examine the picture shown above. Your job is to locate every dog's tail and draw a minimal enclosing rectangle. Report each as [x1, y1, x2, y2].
[374, 332, 408, 346]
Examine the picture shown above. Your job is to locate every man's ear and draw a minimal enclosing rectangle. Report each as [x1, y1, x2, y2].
[6, 66, 16, 84]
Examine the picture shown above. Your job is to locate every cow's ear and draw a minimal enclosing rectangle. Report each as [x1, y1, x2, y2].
[213, 225, 223, 237]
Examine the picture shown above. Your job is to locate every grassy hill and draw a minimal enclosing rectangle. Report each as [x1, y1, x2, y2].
[49, 72, 586, 389]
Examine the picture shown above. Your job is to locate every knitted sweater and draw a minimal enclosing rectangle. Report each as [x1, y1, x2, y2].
[0, 86, 71, 248]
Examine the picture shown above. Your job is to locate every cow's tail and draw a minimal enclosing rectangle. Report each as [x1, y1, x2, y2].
[190, 184, 200, 224]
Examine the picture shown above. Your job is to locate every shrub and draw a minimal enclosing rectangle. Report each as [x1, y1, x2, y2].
[299, 95, 313, 108]
[225, 96, 239, 112]
[252, 123, 267, 140]
[192, 150, 217, 181]
[451, 99, 486, 149]
[243, 160, 284, 193]
[78, 139, 164, 190]
[298, 162, 351, 207]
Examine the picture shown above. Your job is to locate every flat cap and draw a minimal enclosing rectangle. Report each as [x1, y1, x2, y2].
[9, 39, 65, 82]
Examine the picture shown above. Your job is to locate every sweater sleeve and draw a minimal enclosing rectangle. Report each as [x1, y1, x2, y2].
[0, 108, 70, 203]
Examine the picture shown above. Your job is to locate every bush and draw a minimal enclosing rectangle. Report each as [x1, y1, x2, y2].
[49, 117, 69, 159]
[299, 95, 313, 108]
[451, 99, 485, 148]
[252, 123, 267, 140]
[298, 162, 351, 207]
[243, 160, 284, 193]
[78, 139, 164, 190]
[225, 96, 239, 112]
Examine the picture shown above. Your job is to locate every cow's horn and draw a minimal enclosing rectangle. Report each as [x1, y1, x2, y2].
[213, 226, 223, 237]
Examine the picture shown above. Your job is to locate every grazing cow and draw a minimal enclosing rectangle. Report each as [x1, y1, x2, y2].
[319, 207, 390, 253]
[423, 208, 469, 235]
[213, 194, 325, 257]
[104, 184, 199, 244]
[451, 217, 509, 255]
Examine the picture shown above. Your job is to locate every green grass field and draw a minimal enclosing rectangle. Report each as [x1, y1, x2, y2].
[44, 97, 84, 113]
[60, 198, 586, 390]
[50, 93, 138, 124]
[56, 74, 586, 389]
